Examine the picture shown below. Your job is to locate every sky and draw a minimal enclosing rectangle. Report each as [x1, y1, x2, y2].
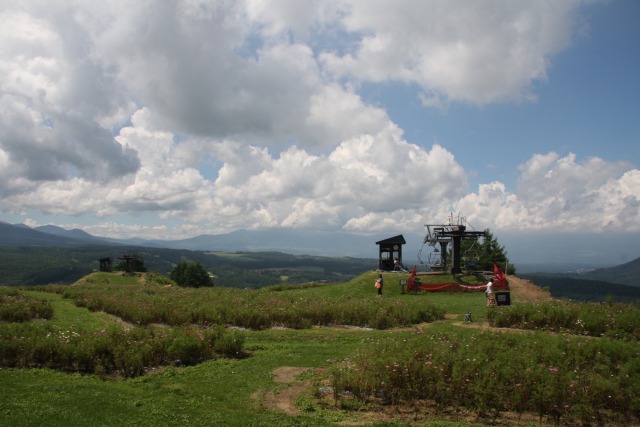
[1, 0, 639, 264]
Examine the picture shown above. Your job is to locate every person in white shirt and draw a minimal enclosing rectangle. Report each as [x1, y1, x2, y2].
[486, 279, 495, 306]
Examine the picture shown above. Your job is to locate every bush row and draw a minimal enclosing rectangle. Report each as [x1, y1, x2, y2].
[487, 300, 640, 340]
[331, 330, 640, 425]
[46, 283, 444, 329]
[0, 289, 54, 322]
[0, 322, 244, 377]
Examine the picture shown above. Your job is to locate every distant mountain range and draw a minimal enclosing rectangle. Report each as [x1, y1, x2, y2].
[2, 221, 639, 300]
[575, 257, 640, 287]
[33, 224, 102, 241]
[2, 221, 639, 278]
[522, 257, 640, 288]
[0, 221, 410, 258]
[519, 274, 640, 302]
[0, 222, 95, 246]
[519, 252, 640, 301]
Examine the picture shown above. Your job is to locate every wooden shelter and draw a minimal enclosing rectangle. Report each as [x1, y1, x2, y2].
[117, 254, 142, 274]
[375, 234, 406, 271]
[98, 257, 113, 272]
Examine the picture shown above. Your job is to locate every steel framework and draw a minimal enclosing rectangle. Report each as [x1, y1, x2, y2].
[423, 214, 485, 274]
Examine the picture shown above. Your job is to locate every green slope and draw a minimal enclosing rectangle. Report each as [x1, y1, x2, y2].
[581, 256, 640, 287]
[5, 271, 637, 426]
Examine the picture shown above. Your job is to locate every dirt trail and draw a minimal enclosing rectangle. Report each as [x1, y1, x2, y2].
[452, 275, 554, 331]
[253, 276, 557, 423]
[505, 274, 554, 303]
[255, 367, 311, 416]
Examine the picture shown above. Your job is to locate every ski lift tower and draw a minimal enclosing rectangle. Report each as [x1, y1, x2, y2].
[424, 215, 485, 274]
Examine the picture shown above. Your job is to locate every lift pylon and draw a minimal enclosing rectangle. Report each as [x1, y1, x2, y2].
[423, 215, 485, 274]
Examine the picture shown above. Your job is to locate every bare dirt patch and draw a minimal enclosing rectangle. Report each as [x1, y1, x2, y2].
[255, 366, 548, 425]
[272, 366, 309, 384]
[95, 311, 135, 330]
[452, 320, 539, 335]
[255, 367, 311, 416]
[252, 276, 565, 425]
[507, 275, 554, 303]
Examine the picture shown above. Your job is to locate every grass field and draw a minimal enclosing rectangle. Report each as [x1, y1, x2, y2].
[1, 271, 638, 426]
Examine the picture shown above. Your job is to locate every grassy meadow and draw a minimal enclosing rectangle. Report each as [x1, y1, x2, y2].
[1, 270, 639, 426]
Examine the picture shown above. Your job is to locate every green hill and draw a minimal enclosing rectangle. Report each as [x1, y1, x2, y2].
[519, 256, 640, 301]
[520, 274, 640, 301]
[2, 270, 640, 426]
[580, 256, 640, 287]
[0, 245, 375, 288]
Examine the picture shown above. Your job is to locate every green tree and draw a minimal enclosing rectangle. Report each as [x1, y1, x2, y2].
[170, 261, 214, 287]
[460, 229, 516, 274]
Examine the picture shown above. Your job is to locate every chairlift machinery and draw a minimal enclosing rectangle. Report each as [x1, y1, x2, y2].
[422, 214, 485, 274]
[427, 247, 442, 271]
[462, 238, 481, 273]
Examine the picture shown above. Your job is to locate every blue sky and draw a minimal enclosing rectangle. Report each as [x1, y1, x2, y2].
[0, 0, 638, 265]
[366, 0, 640, 192]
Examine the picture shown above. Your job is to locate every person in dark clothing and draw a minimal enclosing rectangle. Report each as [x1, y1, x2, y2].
[375, 274, 383, 296]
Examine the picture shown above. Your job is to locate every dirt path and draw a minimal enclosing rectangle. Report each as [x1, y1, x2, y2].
[255, 367, 311, 416]
[257, 365, 545, 426]
[252, 276, 553, 425]
[506, 274, 554, 303]
[452, 275, 553, 331]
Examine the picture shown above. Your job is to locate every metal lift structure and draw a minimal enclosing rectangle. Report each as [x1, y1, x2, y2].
[423, 214, 486, 274]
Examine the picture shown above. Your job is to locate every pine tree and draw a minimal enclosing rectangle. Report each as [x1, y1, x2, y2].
[170, 261, 214, 287]
[459, 229, 515, 274]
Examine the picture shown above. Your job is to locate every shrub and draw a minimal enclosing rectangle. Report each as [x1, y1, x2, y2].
[170, 261, 213, 287]
[0, 289, 54, 322]
[331, 330, 640, 425]
[55, 283, 445, 330]
[487, 300, 640, 341]
[0, 322, 244, 378]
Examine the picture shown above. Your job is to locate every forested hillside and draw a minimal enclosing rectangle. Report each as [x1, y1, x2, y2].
[579, 256, 640, 287]
[0, 245, 375, 288]
[520, 274, 640, 302]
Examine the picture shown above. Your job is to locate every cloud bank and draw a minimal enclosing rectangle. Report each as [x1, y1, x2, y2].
[1, 0, 638, 239]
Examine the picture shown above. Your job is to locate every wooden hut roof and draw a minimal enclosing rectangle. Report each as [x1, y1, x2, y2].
[375, 234, 406, 245]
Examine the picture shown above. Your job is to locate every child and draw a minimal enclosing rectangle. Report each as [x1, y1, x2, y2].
[375, 274, 383, 296]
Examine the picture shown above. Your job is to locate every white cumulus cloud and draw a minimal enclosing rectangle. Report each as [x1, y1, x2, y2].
[455, 153, 640, 232]
[320, 0, 583, 105]
[1, 0, 636, 244]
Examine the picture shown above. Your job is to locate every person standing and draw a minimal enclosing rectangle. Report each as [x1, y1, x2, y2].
[376, 274, 383, 296]
[486, 278, 495, 306]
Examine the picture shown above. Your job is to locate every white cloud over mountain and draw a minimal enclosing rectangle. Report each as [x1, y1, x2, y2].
[1, 0, 638, 241]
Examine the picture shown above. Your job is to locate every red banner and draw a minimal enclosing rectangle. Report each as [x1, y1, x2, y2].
[405, 265, 506, 292]
[407, 265, 417, 289]
[493, 263, 508, 289]
[409, 282, 486, 292]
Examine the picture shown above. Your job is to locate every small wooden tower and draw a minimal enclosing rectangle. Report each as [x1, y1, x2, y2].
[98, 257, 113, 272]
[375, 235, 406, 271]
[118, 254, 141, 274]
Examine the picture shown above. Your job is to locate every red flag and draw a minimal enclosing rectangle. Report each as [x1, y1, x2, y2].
[493, 264, 507, 289]
[407, 265, 417, 291]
